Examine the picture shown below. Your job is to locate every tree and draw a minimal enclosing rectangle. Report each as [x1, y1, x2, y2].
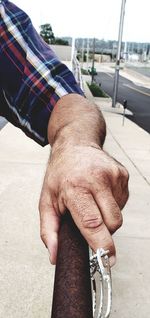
[55, 38, 69, 46]
[40, 24, 55, 44]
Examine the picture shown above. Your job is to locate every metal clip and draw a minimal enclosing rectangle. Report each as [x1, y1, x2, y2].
[90, 248, 112, 318]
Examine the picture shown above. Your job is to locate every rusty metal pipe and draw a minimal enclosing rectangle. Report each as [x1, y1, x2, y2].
[51, 211, 93, 318]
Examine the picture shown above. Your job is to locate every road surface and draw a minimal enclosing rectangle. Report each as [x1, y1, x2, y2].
[95, 72, 150, 133]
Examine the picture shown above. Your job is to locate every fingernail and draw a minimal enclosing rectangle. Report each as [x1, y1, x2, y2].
[109, 255, 116, 267]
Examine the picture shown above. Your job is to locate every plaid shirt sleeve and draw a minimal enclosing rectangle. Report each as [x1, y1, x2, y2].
[0, 0, 84, 146]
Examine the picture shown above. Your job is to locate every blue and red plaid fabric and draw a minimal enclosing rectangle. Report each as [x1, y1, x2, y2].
[0, 0, 84, 145]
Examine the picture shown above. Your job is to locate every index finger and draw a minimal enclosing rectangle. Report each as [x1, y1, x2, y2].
[64, 187, 116, 266]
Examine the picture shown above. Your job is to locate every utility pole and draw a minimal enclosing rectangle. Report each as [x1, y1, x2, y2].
[112, 0, 126, 107]
[81, 38, 85, 69]
[91, 37, 96, 84]
[86, 38, 89, 71]
[71, 37, 76, 66]
[124, 41, 128, 62]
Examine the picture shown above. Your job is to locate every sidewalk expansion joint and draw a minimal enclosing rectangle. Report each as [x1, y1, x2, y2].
[108, 128, 150, 187]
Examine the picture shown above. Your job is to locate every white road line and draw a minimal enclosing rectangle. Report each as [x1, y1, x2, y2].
[124, 84, 150, 97]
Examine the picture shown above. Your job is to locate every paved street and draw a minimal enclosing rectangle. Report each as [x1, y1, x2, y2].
[95, 72, 150, 133]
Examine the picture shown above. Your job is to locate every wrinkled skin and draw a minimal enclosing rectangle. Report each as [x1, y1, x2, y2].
[39, 142, 129, 266]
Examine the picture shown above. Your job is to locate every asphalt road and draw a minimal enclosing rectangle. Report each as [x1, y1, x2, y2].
[95, 72, 150, 133]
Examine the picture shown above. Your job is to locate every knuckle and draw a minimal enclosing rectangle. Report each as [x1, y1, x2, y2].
[98, 165, 120, 183]
[118, 215, 123, 228]
[111, 165, 120, 179]
[109, 162, 129, 181]
[109, 215, 123, 233]
[82, 214, 103, 230]
[120, 189, 130, 209]
[121, 166, 129, 181]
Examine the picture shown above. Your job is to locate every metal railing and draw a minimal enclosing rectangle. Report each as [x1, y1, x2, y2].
[72, 56, 84, 92]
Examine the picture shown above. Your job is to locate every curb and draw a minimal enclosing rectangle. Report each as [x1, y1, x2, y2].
[83, 79, 133, 116]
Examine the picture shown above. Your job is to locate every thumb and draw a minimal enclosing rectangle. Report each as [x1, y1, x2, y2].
[39, 194, 60, 265]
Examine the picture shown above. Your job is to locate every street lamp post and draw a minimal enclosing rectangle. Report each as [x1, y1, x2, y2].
[86, 38, 89, 71]
[91, 37, 96, 84]
[71, 36, 76, 67]
[81, 38, 85, 69]
[112, 0, 126, 107]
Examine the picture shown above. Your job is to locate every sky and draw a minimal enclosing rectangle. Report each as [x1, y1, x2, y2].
[12, 0, 150, 42]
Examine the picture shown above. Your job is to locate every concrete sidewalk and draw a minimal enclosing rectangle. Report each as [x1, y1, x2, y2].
[0, 87, 150, 317]
[0, 126, 54, 317]
[83, 61, 150, 89]
[99, 100, 150, 318]
[84, 78, 150, 316]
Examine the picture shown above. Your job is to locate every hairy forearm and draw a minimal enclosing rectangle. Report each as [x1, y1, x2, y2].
[47, 94, 106, 148]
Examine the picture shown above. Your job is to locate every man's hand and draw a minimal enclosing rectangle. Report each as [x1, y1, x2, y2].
[39, 94, 129, 266]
